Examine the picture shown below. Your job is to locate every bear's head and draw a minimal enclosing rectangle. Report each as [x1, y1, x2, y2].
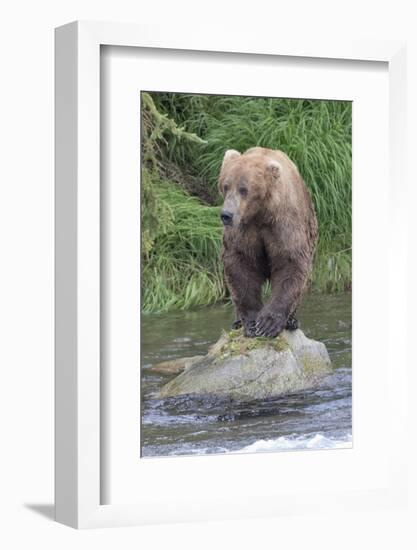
[218, 149, 281, 228]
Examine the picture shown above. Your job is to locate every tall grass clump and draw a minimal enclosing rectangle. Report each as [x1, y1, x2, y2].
[152, 93, 352, 293]
[141, 93, 225, 312]
[142, 172, 225, 312]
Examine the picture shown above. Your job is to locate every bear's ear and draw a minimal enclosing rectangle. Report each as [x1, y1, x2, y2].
[220, 149, 241, 173]
[266, 159, 281, 180]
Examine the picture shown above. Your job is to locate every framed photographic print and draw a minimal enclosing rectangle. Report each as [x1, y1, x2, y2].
[55, 21, 408, 528]
[138, 89, 353, 459]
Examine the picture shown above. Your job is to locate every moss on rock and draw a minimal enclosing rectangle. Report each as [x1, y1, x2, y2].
[214, 328, 290, 362]
[299, 355, 326, 377]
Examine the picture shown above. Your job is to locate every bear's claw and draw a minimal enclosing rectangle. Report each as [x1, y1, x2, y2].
[243, 320, 257, 338]
[285, 315, 299, 331]
[254, 312, 286, 338]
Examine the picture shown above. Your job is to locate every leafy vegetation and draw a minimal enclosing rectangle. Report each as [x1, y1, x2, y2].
[141, 92, 352, 313]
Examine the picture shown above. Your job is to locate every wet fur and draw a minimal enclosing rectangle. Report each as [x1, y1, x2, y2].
[219, 147, 318, 338]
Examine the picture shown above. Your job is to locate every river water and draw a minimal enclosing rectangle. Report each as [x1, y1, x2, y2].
[141, 293, 352, 457]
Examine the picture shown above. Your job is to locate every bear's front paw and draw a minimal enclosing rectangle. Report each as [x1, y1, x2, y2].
[254, 312, 286, 338]
[231, 319, 242, 330]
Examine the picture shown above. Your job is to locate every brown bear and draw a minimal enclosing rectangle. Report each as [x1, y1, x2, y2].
[219, 147, 318, 338]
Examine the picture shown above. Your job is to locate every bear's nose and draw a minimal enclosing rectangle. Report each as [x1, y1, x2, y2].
[220, 210, 233, 226]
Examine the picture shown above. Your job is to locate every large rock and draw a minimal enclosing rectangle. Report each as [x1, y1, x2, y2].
[158, 328, 332, 401]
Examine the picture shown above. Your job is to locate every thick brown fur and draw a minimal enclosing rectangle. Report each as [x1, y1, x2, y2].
[219, 147, 318, 338]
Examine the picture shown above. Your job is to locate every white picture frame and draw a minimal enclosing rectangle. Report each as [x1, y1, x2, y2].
[55, 21, 407, 529]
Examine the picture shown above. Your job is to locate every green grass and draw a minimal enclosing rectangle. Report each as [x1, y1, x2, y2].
[141, 170, 225, 313]
[142, 93, 352, 313]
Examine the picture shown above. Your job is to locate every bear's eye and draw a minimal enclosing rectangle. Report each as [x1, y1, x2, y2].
[223, 184, 229, 194]
[239, 187, 248, 197]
